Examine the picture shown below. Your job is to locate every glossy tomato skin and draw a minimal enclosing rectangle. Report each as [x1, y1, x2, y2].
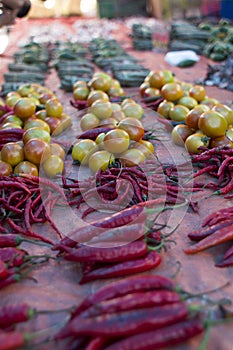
[161, 83, 184, 102]
[185, 133, 209, 154]
[118, 118, 145, 141]
[171, 124, 194, 146]
[72, 139, 98, 165]
[22, 127, 51, 144]
[119, 148, 145, 167]
[1, 142, 24, 167]
[14, 161, 38, 176]
[24, 138, 51, 166]
[50, 143, 65, 160]
[103, 129, 130, 154]
[91, 99, 113, 120]
[121, 103, 144, 120]
[185, 105, 210, 130]
[157, 100, 174, 119]
[189, 85, 206, 102]
[24, 118, 50, 133]
[45, 98, 63, 118]
[45, 117, 63, 136]
[198, 111, 228, 138]
[13, 97, 36, 119]
[88, 150, 115, 173]
[87, 90, 109, 107]
[212, 104, 233, 126]
[169, 104, 189, 122]
[42, 155, 64, 178]
[0, 160, 13, 176]
[80, 113, 99, 131]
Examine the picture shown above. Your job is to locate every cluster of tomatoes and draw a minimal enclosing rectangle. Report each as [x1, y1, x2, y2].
[0, 83, 71, 177]
[140, 69, 233, 153]
[72, 71, 125, 103]
[72, 98, 154, 173]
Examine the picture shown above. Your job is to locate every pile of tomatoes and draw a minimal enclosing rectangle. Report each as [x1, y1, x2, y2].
[140, 69, 233, 153]
[0, 83, 71, 177]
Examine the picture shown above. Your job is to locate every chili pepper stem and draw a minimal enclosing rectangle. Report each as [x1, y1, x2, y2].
[197, 324, 211, 350]
[145, 199, 189, 217]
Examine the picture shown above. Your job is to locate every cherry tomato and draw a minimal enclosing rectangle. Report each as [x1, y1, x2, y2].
[121, 98, 136, 108]
[148, 70, 165, 89]
[119, 148, 145, 167]
[121, 102, 144, 120]
[108, 87, 124, 97]
[45, 117, 63, 136]
[89, 76, 110, 92]
[95, 132, 106, 150]
[198, 111, 228, 138]
[111, 103, 121, 112]
[157, 100, 174, 119]
[34, 109, 47, 121]
[161, 83, 184, 101]
[22, 127, 51, 144]
[0, 160, 12, 176]
[5, 92, 21, 108]
[171, 124, 193, 146]
[144, 87, 161, 98]
[13, 97, 37, 119]
[24, 118, 50, 133]
[162, 70, 174, 84]
[189, 85, 206, 102]
[178, 96, 198, 110]
[87, 90, 109, 107]
[3, 115, 23, 127]
[42, 155, 64, 177]
[1, 142, 24, 167]
[45, 98, 63, 118]
[0, 122, 22, 130]
[80, 113, 99, 131]
[88, 150, 115, 173]
[185, 133, 209, 154]
[212, 104, 233, 126]
[169, 104, 189, 122]
[73, 87, 90, 101]
[98, 118, 118, 127]
[185, 105, 209, 130]
[201, 97, 219, 108]
[139, 82, 150, 97]
[103, 129, 130, 154]
[72, 139, 98, 165]
[17, 83, 34, 97]
[133, 139, 154, 158]
[39, 92, 55, 105]
[50, 143, 65, 160]
[91, 99, 113, 120]
[111, 110, 125, 122]
[24, 138, 51, 166]
[14, 161, 38, 176]
[73, 80, 88, 90]
[60, 113, 72, 131]
[118, 117, 144, 141]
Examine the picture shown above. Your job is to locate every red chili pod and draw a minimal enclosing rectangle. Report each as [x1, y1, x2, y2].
[0, 330, 24, 350]
[0, 304, 35, 328]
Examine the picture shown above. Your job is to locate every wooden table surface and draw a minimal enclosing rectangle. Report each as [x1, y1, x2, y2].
[0, 15, 233, 350]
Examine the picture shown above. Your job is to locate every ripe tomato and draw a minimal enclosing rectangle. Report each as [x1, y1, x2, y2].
[121, 102, 144, 120]
[133, 139, 154, 158]
[80, 113, 99, 131]
[198, 111, 228, 138]
[178, 96, 198, 110]
[169, 104, 189, 122]
[171, 124, 193, 146]
[90, 99, 113, 120]
[34, 109, 47, 121]
[89, 76, 110, 92]
[22, 127, 51, 144]
[157, 100, 174, 119]
[24, 118, 50, 133]
[212, 104, 233, 126]
[189, 85, 206, 102]
[119, 148, 145, 167]
[1, 142, 24, 167]
[185, 105, 210, 130]
[13, 97, 37, 119]
[14, 161, 38, 176]
[88, 150, 115, 173]
[103, 129, 130, 154]
[201, 97, 219, 108]
[24, 138, 51, 166]
[0, 160, 12, 176]
[72, 139, 98, 165]
[139, 82, 150, 97]
[144, 87, 161, 98]
[111, 110, 126, 122]
[87, 90, 109, 107]
[118, 117, 144, 141]
[98, 118, 118, 127]
[3, 115, 23, 127]
[161, 83, 184, 102]
[50, 143, 65, 160]
[45, 98, 63, 118]
[45, 117, 63, 136]
[95, 132, 106, 150]
[0, 122, 22, 130]
[42, 155, 64, 177]
[185, 133, 209, 154]
[148, 70, 165, 89]
[5, 92, 21, 108]
[73, 80, 88, 90]
[73, 87, 90, 101]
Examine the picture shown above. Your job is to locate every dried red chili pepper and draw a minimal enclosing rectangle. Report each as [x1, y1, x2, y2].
[57, 302, 188, 338]
[103, 317, 204, 350]
[0, 304, 35, 328]
[0, 330, 24, 350]
[79, 251, 161, 284]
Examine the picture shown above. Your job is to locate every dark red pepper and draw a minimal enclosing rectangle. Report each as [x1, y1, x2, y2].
[0, 304, 35, 328]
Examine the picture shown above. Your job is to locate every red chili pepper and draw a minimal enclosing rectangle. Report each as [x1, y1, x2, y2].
[79, 251, 161, 284]
[184, 224, 233, 254]
[0, 260, 8, 280]
[77, 127, 114, 140]
[0, 273, 25, 290]
[0, 330, 24, 350]
[80, 290, 181, 318]
[222, 243, 233, 261]
[103, 317, 204, 350]
[0, 247, 28, 267]
[70, 274, 174, 319]
[188, 220, 233, 241]
[0, 304, 35, 328]
[86, 337, 106, 350]
[63, 241, 148, 263]
[58, 302, 188, 338]
[215, 254, 233, 267]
